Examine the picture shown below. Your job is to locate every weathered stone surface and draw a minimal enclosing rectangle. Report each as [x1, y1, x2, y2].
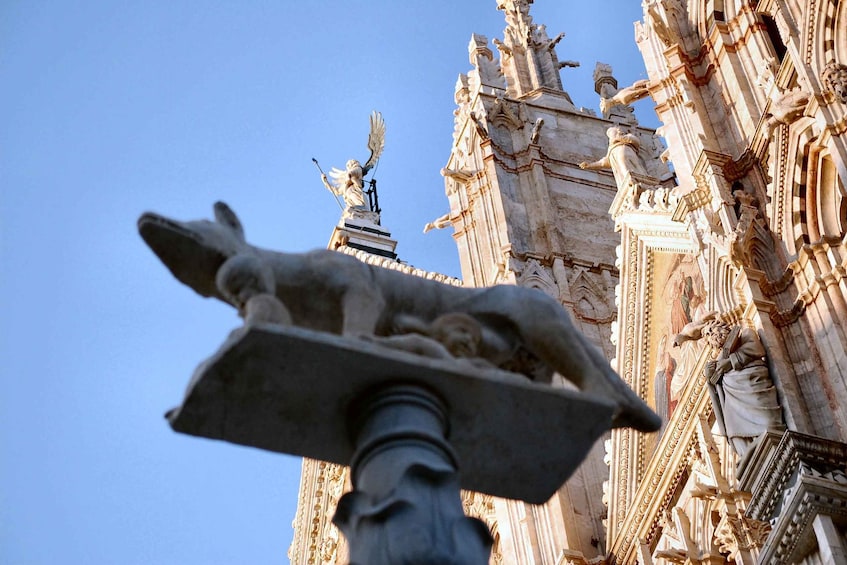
[167, 324, 616, 504]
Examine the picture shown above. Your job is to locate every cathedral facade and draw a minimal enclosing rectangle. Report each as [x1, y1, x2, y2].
[291, 1, 847, 563]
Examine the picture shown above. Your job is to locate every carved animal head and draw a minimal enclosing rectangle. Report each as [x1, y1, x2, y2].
[138, 202, 249, 299]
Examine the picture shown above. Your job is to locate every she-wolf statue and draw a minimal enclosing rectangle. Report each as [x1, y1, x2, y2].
[138, 201, 661, 433]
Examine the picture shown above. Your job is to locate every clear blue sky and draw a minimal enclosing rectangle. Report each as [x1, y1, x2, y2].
[1, 2, 653, 563]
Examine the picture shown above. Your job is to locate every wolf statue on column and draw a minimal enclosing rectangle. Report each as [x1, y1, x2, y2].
[139, 201, 660, 433]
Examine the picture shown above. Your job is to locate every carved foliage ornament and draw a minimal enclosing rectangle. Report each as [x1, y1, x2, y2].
[821, 61, 847, 104]
[714, 511, 771, 556]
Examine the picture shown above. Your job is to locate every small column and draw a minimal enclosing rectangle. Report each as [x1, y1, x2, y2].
[333, 383, 492, 565]
[812, 514, 847, 565]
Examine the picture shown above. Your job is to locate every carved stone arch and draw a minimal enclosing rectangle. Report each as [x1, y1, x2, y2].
[726, 0, 756, 23]
[713, 255, 743, 314]
[805, 145, 847, 241]
[683, 0, 703, 37]
[836, 0, 847, 66]
[756, 8, 788, 65]
[806, 0, 842, 72]
[782, 121, 818, 256]
[712, 0, 725, 21]
[570, 269, 613, 322]
[702, 0, 727, 28]
[516, 258, 558, 300]
[691, 0, 733, 38]
[689, 0, 707, 40]
[488, 97, 523, 131]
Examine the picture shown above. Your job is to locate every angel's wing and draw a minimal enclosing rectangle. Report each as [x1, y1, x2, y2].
[362, 111, 385, 174]
[327, 167, 348, 191]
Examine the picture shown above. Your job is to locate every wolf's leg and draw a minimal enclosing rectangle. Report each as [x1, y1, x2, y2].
[506, 295, 660, 432]
[340, 287, 386, 337]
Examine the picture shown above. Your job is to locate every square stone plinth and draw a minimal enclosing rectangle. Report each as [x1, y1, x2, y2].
[166, 325, 615, 504]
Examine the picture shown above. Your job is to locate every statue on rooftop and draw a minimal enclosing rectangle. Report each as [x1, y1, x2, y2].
[599, 79, 653, 115]
[579, 125, 649, 182]
[319, 111, 385, 219]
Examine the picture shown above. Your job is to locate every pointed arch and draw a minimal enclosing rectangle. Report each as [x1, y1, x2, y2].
[570, 269, 613, 322]
[516, 258, 558, 299]
[781, 120, 818, 255]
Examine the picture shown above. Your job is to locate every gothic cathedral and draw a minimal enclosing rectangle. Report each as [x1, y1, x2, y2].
[290, 1, 847, 563]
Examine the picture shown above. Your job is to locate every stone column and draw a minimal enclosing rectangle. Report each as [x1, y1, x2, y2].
[333, 383, 492, 565]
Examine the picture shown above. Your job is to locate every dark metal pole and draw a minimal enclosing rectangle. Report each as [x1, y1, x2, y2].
[366, 178, 381, 216]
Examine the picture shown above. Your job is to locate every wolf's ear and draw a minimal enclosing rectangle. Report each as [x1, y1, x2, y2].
[214, 201, 245, 240]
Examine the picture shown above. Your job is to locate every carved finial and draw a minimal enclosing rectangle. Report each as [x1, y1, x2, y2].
[493, 0, 570, 95]
[593, 62, 647, 123]
[454, 74, 470, 105]
[593, 62, 618, 97]
[469, 34, 494, 61]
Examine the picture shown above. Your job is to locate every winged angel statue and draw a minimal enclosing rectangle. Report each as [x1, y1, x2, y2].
[319, 112, 385, 219]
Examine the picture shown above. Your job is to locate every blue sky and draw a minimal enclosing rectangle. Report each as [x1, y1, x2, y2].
[1, 2, 653, 563]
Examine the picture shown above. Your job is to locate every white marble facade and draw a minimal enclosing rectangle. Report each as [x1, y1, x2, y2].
[291, 1, 847, 563]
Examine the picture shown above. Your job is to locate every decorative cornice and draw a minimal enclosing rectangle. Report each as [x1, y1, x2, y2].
[745, 431, 847, 522]
[338, 246, 463, 286]
[760, 470, 847, 563]
[757, 267, 795, 297]
[507, 249, 618, 277]
[768, 298, 807, 327]
[744, 431, 847, 563]
[765, 239, 847, 326]
[723, 149, 759, 182]
[672, 185, 711, 222]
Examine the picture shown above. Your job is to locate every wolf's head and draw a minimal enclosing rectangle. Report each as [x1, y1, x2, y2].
[138, 202, 249, 299]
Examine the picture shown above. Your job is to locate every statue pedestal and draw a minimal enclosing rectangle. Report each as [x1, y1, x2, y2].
[166, 325, 617, 559]
[328, 217, 397, 259]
